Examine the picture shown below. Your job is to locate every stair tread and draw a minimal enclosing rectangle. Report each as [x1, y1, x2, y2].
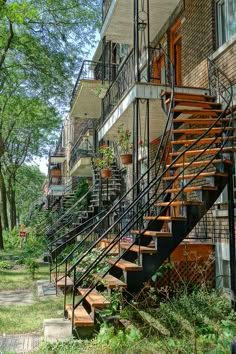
[171, 137, 235, 145]
[53, 273, 73, 287]
[166, 158, 232, 168]
[106, 258, 142, 271]
[163, 171, 228, 181]
[169, 147, 235, 157]
[120, 242, 157, 254]
[164, 186, 218, 193]
[172, 127, 233, 134]
[165, 98, 221, 107]
[172, 108, 224, 115]
[173, 118, 230, 124]
[66, 304, 94, 326]
[78, 288, 110, 308]
[155, 201, 203, 206]
[143, 216, 186, 221]
[161, 91, 215, 101]
[131, 230, 172, 237]
[93, 274, 127, 289]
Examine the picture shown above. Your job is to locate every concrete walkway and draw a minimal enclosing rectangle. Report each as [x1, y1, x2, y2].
[0, 289, 35, 306]
[0, 333, 42, 353]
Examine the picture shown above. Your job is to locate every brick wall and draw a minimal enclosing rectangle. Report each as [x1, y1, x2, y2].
[181, 0, 215, 87]
[213, 41, 236, 86]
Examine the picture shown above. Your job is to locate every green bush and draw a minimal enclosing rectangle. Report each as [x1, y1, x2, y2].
[25, 258, 39, 279]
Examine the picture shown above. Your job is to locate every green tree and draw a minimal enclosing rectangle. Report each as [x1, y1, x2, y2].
[0, 0, 100, 248]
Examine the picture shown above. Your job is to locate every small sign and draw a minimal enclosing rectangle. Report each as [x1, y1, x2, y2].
[19, 231, 27, 237]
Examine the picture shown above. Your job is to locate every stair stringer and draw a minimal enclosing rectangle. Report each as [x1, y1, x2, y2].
[115, 169, 229, 293]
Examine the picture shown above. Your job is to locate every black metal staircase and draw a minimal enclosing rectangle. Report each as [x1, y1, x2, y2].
[57, 54, 234, 332]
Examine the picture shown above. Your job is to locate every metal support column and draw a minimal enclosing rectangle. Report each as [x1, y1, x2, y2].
[227, 164, 236, 310]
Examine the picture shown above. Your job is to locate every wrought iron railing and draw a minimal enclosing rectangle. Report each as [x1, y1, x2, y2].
[102, 50, 134, 120]
[102, 46, 172, 121]
[70, 60, 118, 107]
[102, 0, 112, 24]
[69, 120, 95, 170]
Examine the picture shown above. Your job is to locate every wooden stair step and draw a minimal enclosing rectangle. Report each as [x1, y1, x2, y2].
[93, 274, 127, 289]
[165, 98, 221, 108]
[169, 147, 235, 157]
[166, 158, 232, 169]
[143, 215, 186, 221]
[66, 304, 94, 327]
[171, 108, 224, 116]
[171, 136, 235, 146]
[106, 258, 142, 271]
[172, 127, 233, 134]
[154, 201, 203, 206]
[161, 91, 215, 101]
[54, 274, 73, 287]
[120, 242, 157, 254]
[78, 288, 110, 308]
[173, 118, 230, 124]
[164, 186, 218, 193]
[131, 230, 172, 237]
[163, 171, 228, 181]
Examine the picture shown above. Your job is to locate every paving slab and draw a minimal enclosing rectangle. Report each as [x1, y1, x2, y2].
[0, 290, 35, 306]
[36, 280, 57, 297]
[43, 318, 73, 343]
[0, 333, 41, 353]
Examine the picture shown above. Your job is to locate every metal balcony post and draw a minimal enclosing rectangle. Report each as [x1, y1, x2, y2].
[227, 163, 236, 310]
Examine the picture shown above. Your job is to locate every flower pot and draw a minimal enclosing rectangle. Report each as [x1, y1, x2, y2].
[120, 154, 132, 165]
[101, 169, 112, 178]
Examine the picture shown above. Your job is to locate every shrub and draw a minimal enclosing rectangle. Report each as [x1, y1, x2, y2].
[25, 258, 39, 279]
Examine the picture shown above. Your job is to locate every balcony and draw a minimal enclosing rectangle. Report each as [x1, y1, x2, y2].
[98, 47, 210, 141]
[70, 60, 118, 119]
[48, 176, 68, 196]
[69, 120, 95, 177]
[101, 0, 180, 44]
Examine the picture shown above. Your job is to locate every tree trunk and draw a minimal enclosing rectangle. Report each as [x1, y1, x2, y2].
[8, 174, 17, 230]
[0, 164, 8, 230]
[0, 214, 4, 250]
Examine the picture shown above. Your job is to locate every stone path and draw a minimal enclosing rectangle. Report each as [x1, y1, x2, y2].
[36, 280, 57, 297]
[0, 290, 35, 306]
[0, 334, 42, 353]
[0, 280, 59, 352]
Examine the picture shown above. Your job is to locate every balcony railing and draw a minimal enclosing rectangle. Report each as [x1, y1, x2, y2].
[70, 60, 118, 107]
[102, 46, 172, 121]
[102, 49, 134, 120]
[102, 0, 112, 24]
[69, 120, 96, 170]
[49, 176, 66, 186]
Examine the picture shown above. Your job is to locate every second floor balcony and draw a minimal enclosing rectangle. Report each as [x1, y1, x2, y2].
[69, 120, 95, 177]
[70, 60, 118, 119]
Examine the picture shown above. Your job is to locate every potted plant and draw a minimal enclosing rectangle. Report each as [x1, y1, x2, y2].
[117, 124, 133, 165]
[92, 83, 109, 99]
[94, 144, 114, 178]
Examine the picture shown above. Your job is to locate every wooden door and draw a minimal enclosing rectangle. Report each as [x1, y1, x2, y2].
[170, 19, 182, 86]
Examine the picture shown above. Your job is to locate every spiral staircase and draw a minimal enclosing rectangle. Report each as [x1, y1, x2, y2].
[54, 55, 234, 332]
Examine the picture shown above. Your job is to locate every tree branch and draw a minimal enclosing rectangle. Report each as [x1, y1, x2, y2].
[0, 20, 14, 69]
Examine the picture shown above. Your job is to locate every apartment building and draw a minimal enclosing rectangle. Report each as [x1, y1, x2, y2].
[47, 0, 236, 329]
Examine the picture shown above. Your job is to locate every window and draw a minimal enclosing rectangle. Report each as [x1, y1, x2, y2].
[216, 0, 236, 47]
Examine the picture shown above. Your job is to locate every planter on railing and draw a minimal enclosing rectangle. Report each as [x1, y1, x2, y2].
[120, 154, 132, 165]
[101, 169, 112, 179]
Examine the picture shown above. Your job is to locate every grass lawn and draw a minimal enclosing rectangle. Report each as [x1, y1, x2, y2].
[0, 255, 65, 335]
